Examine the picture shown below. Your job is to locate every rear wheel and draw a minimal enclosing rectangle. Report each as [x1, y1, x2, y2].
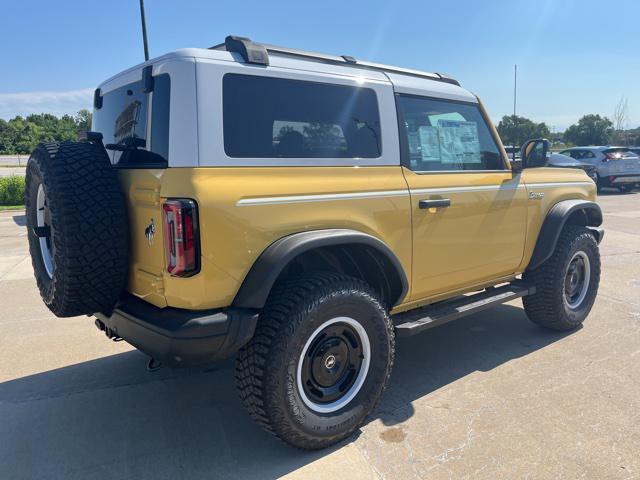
[523, 226, 600, 331]
[618, 184, 634, 193]
[235, 272, 395, 449]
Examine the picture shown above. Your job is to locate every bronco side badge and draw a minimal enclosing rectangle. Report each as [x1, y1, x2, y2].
[145, 219, 155, 245]
[529, 191, 545, 200]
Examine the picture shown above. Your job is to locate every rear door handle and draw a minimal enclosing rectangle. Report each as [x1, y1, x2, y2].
[419, 198, 451, 209]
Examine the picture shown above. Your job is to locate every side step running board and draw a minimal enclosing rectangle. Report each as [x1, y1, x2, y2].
[393, 281, 535, 337]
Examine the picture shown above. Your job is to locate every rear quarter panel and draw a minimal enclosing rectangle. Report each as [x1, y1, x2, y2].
[159, 166, 412, 310]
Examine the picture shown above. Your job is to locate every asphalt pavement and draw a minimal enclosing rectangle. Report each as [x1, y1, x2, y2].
[1, 190, 639, 479]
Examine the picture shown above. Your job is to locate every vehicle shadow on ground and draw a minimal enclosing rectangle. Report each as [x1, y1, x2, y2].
[0, 304, 572, 479]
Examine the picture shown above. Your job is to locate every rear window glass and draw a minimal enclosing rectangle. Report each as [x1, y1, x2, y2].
[223, 74, 381, 158]
[93, 74, 170, 166]
[603, 148, 636, 158]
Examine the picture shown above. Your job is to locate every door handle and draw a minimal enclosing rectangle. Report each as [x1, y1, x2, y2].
[419, 198, 451, 209]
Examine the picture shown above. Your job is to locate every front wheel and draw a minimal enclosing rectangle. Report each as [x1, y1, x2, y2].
[235, 272, 395, 449]
[523, 226, 600, 331]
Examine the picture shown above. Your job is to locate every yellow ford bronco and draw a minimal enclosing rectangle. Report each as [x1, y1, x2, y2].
[25, 36, 603, 449]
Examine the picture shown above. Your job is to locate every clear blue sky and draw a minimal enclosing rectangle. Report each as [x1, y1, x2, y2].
[1, 0, 638, 130]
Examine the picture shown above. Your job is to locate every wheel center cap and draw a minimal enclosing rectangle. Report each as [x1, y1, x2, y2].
[324, 354, 337, 369]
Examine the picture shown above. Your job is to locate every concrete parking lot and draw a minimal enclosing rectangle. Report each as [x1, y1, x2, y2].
[1, 191, 639, 480]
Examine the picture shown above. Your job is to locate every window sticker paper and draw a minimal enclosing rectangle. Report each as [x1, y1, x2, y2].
[437, 120, 481, 164]
[418, 126, 441, 162]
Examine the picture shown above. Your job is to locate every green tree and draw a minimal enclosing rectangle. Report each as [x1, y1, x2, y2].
[496, 115, 551, 147]
[0, 110, 93, 154]
[75, 109, 93, 133]
[564, 114, 614, 146]
[0, 118, 8, 152]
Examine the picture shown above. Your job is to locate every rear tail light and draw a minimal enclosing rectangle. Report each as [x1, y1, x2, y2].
[162, 199, 200, 277]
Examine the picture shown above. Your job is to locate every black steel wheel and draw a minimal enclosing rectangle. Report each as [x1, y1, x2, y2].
[298, 317, 369, 412]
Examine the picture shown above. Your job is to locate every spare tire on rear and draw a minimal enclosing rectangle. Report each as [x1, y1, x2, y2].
[25, 141, 129, 317]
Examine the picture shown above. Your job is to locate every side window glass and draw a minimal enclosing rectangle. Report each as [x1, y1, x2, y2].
[223, 74, 381, 159]
[272, 120, 347, 157]
[397, 95, 503, 171]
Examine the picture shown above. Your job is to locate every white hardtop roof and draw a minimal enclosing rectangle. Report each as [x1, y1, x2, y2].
[98, 46, 477, 104]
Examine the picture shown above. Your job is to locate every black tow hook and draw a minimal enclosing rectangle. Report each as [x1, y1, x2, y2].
[147, 357, 162, 372]
[94, 319, 123, 342]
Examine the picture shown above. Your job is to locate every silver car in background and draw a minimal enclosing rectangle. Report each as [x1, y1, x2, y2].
[559, 146, 640, 192]
[548, 152, 598, 180]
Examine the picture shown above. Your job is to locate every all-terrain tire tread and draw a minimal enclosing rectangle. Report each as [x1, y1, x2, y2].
[523, 225, 600, 331]
[25, 141, 129, 317]
[235, 272, 395, 450]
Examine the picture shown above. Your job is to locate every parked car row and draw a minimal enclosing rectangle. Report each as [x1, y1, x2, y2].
[558, 147, 640, 192]
[505, 145, 640, 193]
[548, 152, 598, 183]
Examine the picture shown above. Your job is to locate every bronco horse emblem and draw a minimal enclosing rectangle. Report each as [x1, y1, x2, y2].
[145, 219, 155, 246]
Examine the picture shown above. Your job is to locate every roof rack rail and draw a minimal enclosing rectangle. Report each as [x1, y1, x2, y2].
[210, 36, 460, 86]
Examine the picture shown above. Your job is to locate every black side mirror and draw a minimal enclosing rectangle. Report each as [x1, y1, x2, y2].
[521, 138, 550, 168]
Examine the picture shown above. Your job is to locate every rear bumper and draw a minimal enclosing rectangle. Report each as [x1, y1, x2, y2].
[95, 294, 258, 367]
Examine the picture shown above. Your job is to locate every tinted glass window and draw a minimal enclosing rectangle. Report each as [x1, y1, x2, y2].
[223, 74, 381, 158]
[604, 148, 636, 158]
[150, 74, 170, 161]
[93, 74, 170, 166]
[397, 95, 503, 171]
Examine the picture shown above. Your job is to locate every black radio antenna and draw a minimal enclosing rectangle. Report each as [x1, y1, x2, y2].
[139, 0, 150, 61]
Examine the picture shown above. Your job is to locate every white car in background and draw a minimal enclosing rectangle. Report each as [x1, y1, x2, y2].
[559, 146, 640, 192]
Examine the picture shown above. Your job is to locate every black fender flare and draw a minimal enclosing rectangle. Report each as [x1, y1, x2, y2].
[232, 229, 409, 309]
[527, 199, 603, 271]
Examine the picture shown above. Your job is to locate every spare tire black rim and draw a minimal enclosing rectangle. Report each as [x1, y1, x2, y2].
[297, 317, 370, 413]
[36, 184, 54, 278]
[564, 251, 590, 309]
